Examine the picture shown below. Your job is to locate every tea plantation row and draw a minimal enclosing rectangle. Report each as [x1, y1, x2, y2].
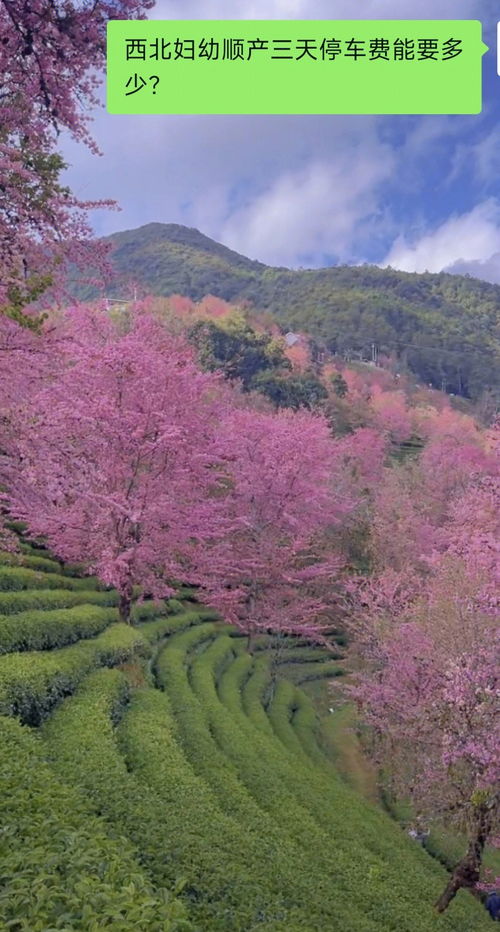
[0, 545, 492, 930]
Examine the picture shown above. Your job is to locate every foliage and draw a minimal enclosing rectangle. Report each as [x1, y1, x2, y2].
[350, 427, 500, 909]
[0, 540, 491, 930]
[0, 550, 64, 573]
[42, 669, 198, 918]
[331, 371, 349, 397]
[188, 313, 290, 389]
[0, 597, 171, 654]
[252, 369, 328, 410]
[0, 622, 149, 723]
[0, 0, 153, 318]
[0, 715, 190, 931]
[0, 565, 99, 591]
[3, 307, 233, 621]
[0, 586, 119, 615]
[197, 406, 346, 644]
[119, 685, 320, 930]
[0, 604, 117, 654]
[153, 626, 489, 930]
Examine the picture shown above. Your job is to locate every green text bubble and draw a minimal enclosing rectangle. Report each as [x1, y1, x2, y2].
[106, 20, 488, 115]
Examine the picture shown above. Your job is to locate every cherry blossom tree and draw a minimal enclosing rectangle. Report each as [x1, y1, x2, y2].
[2, 306, 233, 621]
[369, 386, 413, 445]
[0, 0, 152, 316]
[350, 428, 500, 911]
[196, 407, 349, 648]
[352, 602, 499, 912]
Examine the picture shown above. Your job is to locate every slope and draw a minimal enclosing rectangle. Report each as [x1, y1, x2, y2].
[0, 537, 493, 931]
[73, 222, 500, 400]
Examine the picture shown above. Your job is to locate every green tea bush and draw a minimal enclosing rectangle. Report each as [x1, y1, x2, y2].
[175, 586, 198, 601]
[183, 634, 490, 932]
[170, 637, 376, 929]
[217, 651, 253, 713]
[118, 685, 324, 930]
[0, 550, 63, 574]
[276, 645, 342, 664]
[43, 670, 196, 896]
[130, 599, 169, 623]
[156, 643, 372, 930]
[239, 654, 276, 736]
[46, 668, 316, 929]
[166, 597, 184, 614]
[0, 565, 100, 591]
[282, 659, 345, 684]
[25, 554, 85, 577]
[139, 610, 206, 645]
[267, 678, 321, 763]
[288, 686, 333, 764]
[0, 624, 149, 724]
[19, 541, 52, 557]
[0, 605, 118, 654]
[4, 519, 27, 534]
[0, 715, 190, 931]
[165, 620, 218, 657]
[0, 587, 119, 615]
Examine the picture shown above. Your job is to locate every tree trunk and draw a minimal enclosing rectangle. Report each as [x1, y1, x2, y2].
[247, 627, 256, 654]
[118, 589, 133, 624]
[246, 592, 257, 654]
[434, 804, 491, 913]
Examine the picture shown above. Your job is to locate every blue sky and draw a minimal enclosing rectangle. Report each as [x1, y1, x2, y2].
[62, 0, 500, 280]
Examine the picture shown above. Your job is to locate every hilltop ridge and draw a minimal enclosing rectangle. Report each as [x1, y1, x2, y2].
[74, 222, 500, 401]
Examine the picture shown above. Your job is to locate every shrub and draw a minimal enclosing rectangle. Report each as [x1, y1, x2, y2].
[182, 634, 490, 932]
[130, 599, 169, 623]
[0, 624, 149, 724]
[43, 670, 193, 898]
[176, 586, 198, 601]
[0, 715, 190, 931]
[239, 654, 276, 736]
[118, 686, 315, 930]
[0, 604, 117, 654]
[0, 565, 100, 591]
[165, 621, 217, 657]
[282, 659, 345, 684]
[46, 669, 313, 928]
[0, 588, 119, 615]
[166, 597, 184, 614]
[156, 638, 371, 930]
[275, 645, 341, 664]
[0, 550, 63, 573]
[267, 678, 321, 763]
[139, 610, 206, 645]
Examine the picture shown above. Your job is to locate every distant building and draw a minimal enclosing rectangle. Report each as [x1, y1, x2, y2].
[104, 297, 130, 313]
[285, 331, 301, 347]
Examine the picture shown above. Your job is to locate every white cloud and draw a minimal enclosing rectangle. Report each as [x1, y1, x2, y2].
[58, 0, 497, 272]
[62, 112, 394, 265]
[448, 125, 500, 188]
[446, 252, 500, 282]
[219, 146, 394, 266]
[382, 200, 500, 274]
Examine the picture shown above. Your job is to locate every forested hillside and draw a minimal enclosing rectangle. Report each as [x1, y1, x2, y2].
[77, 222, 500, 401]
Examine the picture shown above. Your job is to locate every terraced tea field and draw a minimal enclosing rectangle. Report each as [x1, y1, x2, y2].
[0, 541, 492, 931]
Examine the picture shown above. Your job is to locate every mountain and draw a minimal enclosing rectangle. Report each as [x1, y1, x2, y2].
[80, 222, 500, 401]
